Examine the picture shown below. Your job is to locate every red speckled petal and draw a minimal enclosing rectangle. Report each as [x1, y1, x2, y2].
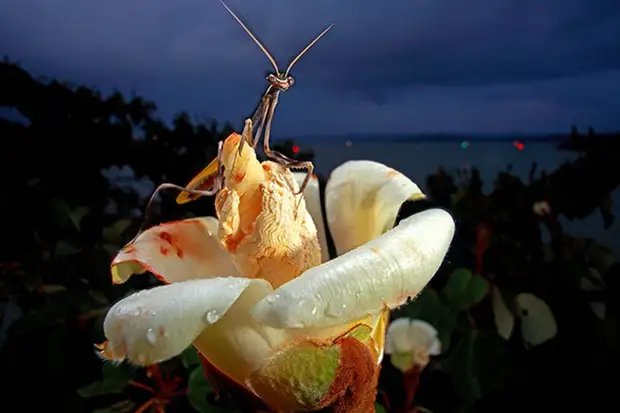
[111, 217, 240, 284]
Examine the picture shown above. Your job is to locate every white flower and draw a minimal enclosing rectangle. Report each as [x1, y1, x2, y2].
[532, 201, 551, 216]
[492, 287, 557, 347]
[98, 151, 455, 411]
[385, 318, 441, 372]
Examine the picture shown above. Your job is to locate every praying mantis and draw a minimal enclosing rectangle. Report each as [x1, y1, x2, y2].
[134, 0, 334, 239]
[174, 0, 333, 205]
[130, 0, 333, 240]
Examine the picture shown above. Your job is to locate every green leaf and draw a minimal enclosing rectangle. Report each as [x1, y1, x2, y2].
[92, 400, 135, 413]
[443, 269, 489, 312]
[434, 304, 457, 351]
[102, 362, 136, 382]
[69, 206, 90, 231]
[442, 329, 482, 406]
[398, 288, 456, 351]
[77, 363, 136, 398]
[375, 403, 387, 413]
[55, 240, 83, 257]
[396, 287, 441, 320]
[102, 219, 133, 244]
[77, 381, 126, 398]
[474, 330, 507, 394]
[187, 366, 225, 413]
[48, 198, 72, 228]
[102, 243, 121, 256]
[181, 346, 202, 369]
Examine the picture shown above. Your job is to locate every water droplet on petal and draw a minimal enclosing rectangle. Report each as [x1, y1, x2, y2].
[146, 328, 157, 344]
[326, 302, 347, 317]
[266, 293, 279, 303]
[204, 309, 221, 325]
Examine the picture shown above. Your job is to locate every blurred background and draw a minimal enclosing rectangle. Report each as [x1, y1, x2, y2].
[1, 0, 619, 412]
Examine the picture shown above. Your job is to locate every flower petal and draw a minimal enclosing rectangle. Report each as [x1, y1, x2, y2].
[516, 293, 557, 348]
[98, 277, 267, 366]
[192, 277, 289, 383]
[111, 217, 239, 284]
[293, 172, 330, 263]
[325, 161, 425, 256]
[386, 319, 439, 356]
[385, 318, 415, 354]
[198, 288, 384, 387]
[252, 209, 455, 329]
[428, 337, 442, 356]
[492, 286, 515, 340]
[409, 320, 439, 351]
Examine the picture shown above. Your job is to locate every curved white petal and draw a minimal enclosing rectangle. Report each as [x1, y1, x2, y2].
[195, 287, 385, 383]
[252, 209, 455, 329]
[409, 320, 439, 351]
[111, 217, 239, 284]
[516, 293, 557, 348]
[385, 318, 415, 354]
[428, 336, 442, 356]
[193, 277, 289, 381]
[100, 277, 267, 366]
[492, 286, 515, 340]
[293, 172, 330, 263]
[325, 161, 425, 256]
[386, 319, 440, 355]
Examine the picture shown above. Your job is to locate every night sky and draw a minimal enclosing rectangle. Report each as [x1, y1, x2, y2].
[1, 0, 619, 136]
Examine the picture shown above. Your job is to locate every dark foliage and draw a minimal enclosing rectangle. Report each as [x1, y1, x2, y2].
[1, 61, 618, 413]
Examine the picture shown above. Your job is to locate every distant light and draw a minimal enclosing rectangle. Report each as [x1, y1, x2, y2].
[513, 140, 524, 151]
[345, 140, 352, 147]
[292, 145, 300, 153]
[460, 140, 470, 149]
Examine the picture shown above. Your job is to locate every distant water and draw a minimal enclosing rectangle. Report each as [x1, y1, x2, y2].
[297, 138, 620, 253]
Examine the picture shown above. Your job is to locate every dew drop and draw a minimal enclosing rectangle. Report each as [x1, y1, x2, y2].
[326, 302, 347, 317]
[204, 309, 221, 324]
[266, 293, 280, 303]
[146, 328, 157, 344]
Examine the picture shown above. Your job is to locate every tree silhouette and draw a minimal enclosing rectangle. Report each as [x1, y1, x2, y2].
[1, 60, 619, 413]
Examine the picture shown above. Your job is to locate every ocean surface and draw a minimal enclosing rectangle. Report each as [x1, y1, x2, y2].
[6, 102, 616, 255]
[293, 138, 620, 253]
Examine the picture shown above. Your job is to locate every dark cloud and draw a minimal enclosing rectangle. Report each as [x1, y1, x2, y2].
[315, 0, 620, 91]
[0, 0, 618, 133]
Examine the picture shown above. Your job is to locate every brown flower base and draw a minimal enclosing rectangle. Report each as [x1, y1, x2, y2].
[198, 336, 380, 413]
[316, 336, 380, 413]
